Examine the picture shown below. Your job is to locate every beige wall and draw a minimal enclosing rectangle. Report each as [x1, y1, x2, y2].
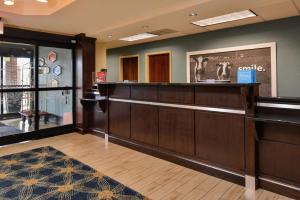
[95, 42, 107, 72]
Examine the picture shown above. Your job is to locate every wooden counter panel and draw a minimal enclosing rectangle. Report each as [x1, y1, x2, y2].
[259, 140, 300, 185]
[131, 104, 158, 146]
[195, 111, 245, 171]
[158, 107, 195, 156]
[109, 101, 130, 138]
[93, 105, 106, 131]
[158, 85, 194, 104]
[195, 86, 243, 109]
[131, 85, 158, 101]
[109, 85, 130, 99]
[258, 123, 300, 145]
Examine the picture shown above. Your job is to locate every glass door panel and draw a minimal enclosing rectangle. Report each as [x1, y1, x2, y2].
[0, 42, 35, 89]
[38, 46, 73, 88]
[38, 90, 73, 129]
[0, 92, 35, 136]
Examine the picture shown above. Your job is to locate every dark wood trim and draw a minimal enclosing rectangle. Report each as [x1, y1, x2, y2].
[1, 26, 75, 48]
[245, 117, 258, 182]
[75, 33, 96, 96]
[0, 125, 75, 146]
[109, 134, 245, 186]
[259, 178, 300, 199]
[0, 87, 73, 93]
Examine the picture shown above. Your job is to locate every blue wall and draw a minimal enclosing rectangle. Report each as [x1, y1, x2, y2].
[107, 16, 300, 97]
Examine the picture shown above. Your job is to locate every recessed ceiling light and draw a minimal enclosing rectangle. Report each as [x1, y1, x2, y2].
[192, 10, 256, 27]
[36, 0, 48, 2]
[189, 12, 198, 17]
[4, 0, 14, 6]
[107, 35, 113, 38]
[120, 33, 158, 42]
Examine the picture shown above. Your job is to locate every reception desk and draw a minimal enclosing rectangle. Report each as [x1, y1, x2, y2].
[254, 97, 300, 198]
[84, 82, 259, 186]
[80, 82, 300, 198]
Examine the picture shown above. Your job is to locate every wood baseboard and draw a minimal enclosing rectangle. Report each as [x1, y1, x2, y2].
[108, 134, 245, 186]
[259, 178, 300, 199]
[90, 129, 105, 138]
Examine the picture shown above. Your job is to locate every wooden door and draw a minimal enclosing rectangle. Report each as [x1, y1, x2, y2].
[122, 57, 138, 81]
[149, 53, 170, 82]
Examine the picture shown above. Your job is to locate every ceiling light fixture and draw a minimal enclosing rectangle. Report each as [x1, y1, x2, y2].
[120, 33, 158, 42]
[36, 0, 48, 3]
[107, 35, 113, 38]
[192, 10, 256, 27]
[189, 12, 198, 17]
[0, 18, 3, 35]
[4, 0, 14, 6]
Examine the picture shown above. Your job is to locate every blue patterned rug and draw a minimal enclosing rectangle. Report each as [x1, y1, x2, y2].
[0, 146, 148, 200]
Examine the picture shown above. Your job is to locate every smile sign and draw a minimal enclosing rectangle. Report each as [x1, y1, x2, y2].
[238, 64, 266, 72]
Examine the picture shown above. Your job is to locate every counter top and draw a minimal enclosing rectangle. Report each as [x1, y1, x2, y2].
[253, 113, 300, 126]
[257, 96, 300, 104]
[98, 82, 260, 87]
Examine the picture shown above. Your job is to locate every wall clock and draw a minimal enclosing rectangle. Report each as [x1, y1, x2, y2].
[48, 51, 57, 62]
[53, 65, 62, 76]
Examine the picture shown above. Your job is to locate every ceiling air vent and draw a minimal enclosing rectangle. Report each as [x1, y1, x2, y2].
[148, 29, 177, 36]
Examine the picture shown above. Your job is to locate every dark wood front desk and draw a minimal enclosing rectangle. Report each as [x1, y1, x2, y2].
[82, 83, 258, 184]
[81, 82, 300, 198]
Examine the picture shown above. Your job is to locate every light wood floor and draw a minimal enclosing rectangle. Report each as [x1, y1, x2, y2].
[0, 132, 293, 200]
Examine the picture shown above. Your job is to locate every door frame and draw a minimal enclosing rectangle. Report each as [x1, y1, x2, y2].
[145, 51, 172, 83]
[119, 55, 140, 82]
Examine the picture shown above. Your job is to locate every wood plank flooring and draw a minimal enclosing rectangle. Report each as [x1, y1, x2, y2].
[0, 132, 293, 200]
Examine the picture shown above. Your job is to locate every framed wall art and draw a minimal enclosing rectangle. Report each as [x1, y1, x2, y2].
[48, 51, 57, 62]
[53, 65, 62, 76]
[39, 57, 46, 67]
[186, 42, 277, 97]
[51, 79, 58, 87]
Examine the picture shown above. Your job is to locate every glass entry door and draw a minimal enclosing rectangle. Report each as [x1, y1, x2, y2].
[0, 41, 74, 137]
[38, 46, 73, 129]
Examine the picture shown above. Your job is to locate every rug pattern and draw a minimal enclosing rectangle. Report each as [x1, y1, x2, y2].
[0, 146, 147, 200]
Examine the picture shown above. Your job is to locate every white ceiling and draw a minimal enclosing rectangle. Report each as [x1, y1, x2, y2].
[0, 0, 299, 49]
[0, 0, 74, 15]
